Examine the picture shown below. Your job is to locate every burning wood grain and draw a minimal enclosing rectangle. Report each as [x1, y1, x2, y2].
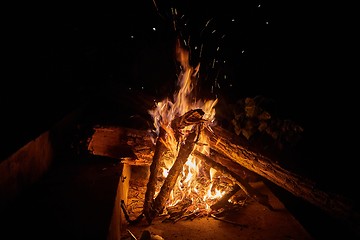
[143, 126, 168, 224]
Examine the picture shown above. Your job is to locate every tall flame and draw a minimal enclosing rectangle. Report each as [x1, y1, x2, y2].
[148, 38, 224, 213]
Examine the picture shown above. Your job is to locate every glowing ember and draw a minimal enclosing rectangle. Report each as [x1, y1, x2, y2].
[147, 38, 234, 216]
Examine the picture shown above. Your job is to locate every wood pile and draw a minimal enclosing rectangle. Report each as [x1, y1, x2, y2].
[87, 110, 358, 229]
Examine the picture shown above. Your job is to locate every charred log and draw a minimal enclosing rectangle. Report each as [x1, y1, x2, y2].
[193, 150, 274, 211]
[171, 108, 205, 144]
[147, 129, 198, 224]
[210, 184, 241, 210]
[205, 149, 261, 183]
[171, 109, 205, 131]
[143, 126, 168, 224]
[205, 125, 358, 224]
[86, 125, 359, 230]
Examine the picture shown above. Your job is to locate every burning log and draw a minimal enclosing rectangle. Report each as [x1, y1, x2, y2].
[210, 184, 241, 211]
[193, 150, 274, 211]
[86, 125, 358, 226]
[162, 198, 193, 223]
[205, 125, 358, 224]
[203, 148, 261, 183]
[143, 126, 168, 224]
[146, 129, 198, 224]
[143, 109, 206, 224]
[171, 108, 205, 143]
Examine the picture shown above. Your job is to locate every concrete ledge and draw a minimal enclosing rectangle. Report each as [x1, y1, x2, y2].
[0, 131, 54, 211]
[0, 108, 82, 212]
[0, 155, 124, 240]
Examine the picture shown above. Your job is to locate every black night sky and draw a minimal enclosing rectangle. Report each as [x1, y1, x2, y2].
[2, 0, 356, 209]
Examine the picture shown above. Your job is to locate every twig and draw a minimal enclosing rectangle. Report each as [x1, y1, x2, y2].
[210, 184, 241, 210]
[210, 214, 248, 228]
[126, 229, 138, 240]
[121, 200, 144, 225]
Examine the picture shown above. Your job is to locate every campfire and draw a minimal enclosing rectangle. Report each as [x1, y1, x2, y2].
[119, 38, 274, 226]
[86, 32, 357, 239]
[88, 36, 284, 229]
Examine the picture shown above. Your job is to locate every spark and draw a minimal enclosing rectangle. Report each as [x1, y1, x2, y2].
[182, 39, 187, 47]
[199, 44, 204, 58]
[152, 27, 156, 31]
[204, 19, 212, 28]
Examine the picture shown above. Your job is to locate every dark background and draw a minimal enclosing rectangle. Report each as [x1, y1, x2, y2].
[1, 1, 357, 237]
[2, 1, 355, 176]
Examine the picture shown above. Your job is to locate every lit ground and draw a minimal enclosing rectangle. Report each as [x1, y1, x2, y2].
[122, 177, 313, 240]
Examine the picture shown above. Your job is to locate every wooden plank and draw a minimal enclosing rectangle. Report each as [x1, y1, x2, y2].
[88, 126, 154, 165]
[205, 125, 359, 228]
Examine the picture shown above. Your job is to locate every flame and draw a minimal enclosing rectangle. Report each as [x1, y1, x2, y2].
[148, 38, 227, 214]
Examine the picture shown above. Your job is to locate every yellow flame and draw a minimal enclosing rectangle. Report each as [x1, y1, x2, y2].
[148, 38, 226, 212]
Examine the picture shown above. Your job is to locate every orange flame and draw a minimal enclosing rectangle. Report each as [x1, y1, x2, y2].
[148, 38, 224, 213]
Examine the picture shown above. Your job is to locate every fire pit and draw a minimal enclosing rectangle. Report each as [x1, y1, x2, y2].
[86, 40, 316, 239]
[123, 165, 316, 240]
[87, 125, 314, 240]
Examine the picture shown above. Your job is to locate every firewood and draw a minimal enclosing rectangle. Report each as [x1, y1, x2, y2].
[87, 125, 154, 164]
[143, 126, 169, 224]
[210, 184, 241, 210]
[206, 149, 260, 183]
[147, 129, 198, 224]
[86, 125, 359, 230]
[205, 125, 358, 224]
[210, 214, 249, 228]
[193, 150, 274, 211]
[171, 108, 205, 144]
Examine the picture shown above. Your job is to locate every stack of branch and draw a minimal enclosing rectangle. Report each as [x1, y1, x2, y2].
[204, 125, 359, 228]
[143, 109, 207, 224]
[86, 116, 359, 229]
